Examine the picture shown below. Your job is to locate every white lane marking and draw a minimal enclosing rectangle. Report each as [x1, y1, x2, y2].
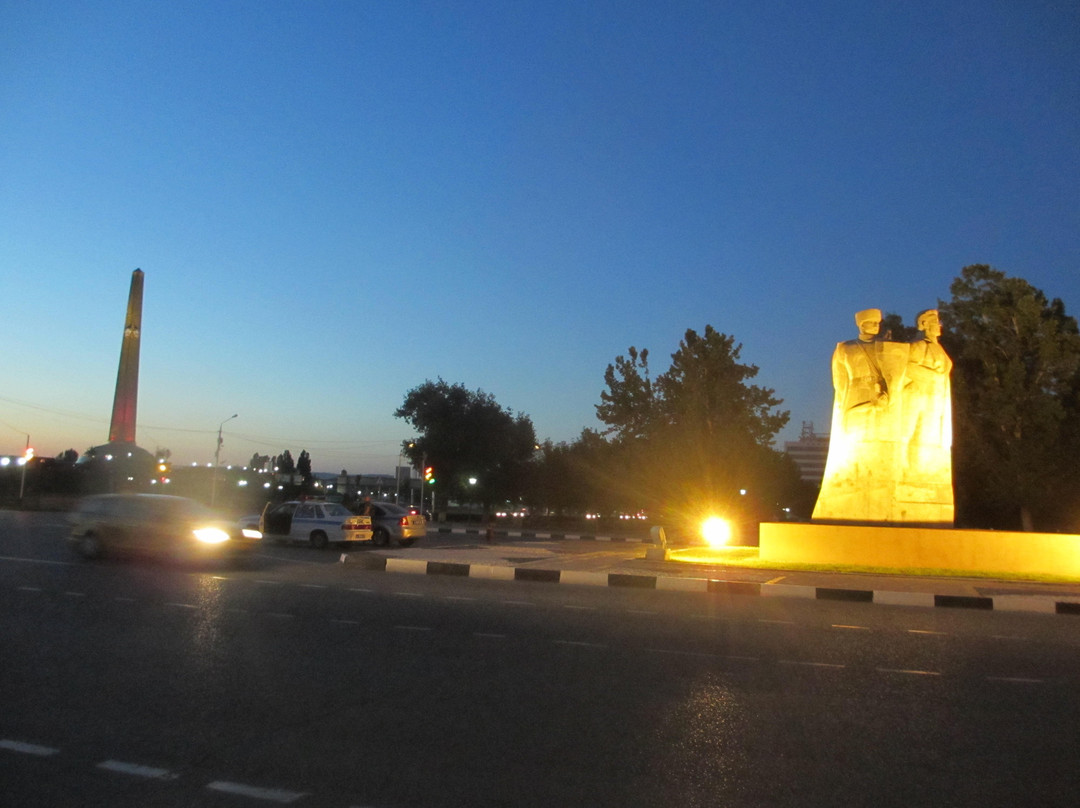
[445, 596, 477, 602]
[563, 605, 597, 611]
[97, 759, 179, 780]
[832, 624, 869, 631]
[393, 592, 424, 598]
[348, 588, 375, 593]
[300, 584, 327, 590]
[165, 602, 197, 610]
[990, 635, 1032, 642]
[877, 668, 941, 677]
[758, 619, 796, 625]
[17, 586, 43, 592]
[63, 592, 86, 598]
[628, 610, 659, 616]
[987, 676, 1044, 684]
[266, 612, 295, 619]
[474, 632, 506, 639]
[114, 597, 136, 603]
[0, 556, 77, 567]
[502, 600, 536, 607]
[211, 576, 230, 580]
[207, 781, 308, 803]
[646, 648, 729, 661]
[907, 629, 948, 636]
[394, 625, 433, 632]
[0, 739, 60, 756]
[332, 619, 361, 625]
[255, 580, 282, 585]
[779, 660, 846, 669]
[554, 640, 606, 650]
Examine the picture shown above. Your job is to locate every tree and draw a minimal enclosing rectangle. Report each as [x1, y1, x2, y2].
[297, 450, 313, 487]
[940, 265, 1080, 530]
[395, 379, 538, 511]
[594, 325, 793, 529]
[276, 450, 295, 474]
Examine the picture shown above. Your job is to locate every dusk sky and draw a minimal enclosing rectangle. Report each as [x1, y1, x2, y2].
[3, 1, 1078, 473]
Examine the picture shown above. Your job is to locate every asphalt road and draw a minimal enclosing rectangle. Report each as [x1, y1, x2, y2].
[2, 510, 1078, 806]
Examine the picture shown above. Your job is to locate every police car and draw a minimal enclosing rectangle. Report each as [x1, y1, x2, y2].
[258, 500, 373, 549]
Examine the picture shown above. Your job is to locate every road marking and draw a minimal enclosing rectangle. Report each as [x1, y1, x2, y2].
[165, 602, 197, 610]
[987, 676, 1043, 684]
[206, 781, 308, 803]
[97, 759, 179, 780]
[0, 739, 59, 756]
[990, 635, 1032, 642]
[563, 605, 597, 611]
[779, 660, 846, 669]
[907, 629, 948, 636]
[474, 632, 506, 639]
[554, 640, 606, 650]
[877, 667, 941, 677]
[348, 588, 375, 594]
[503, 600, 536, 607]
[764, 576, 787, 584]
[832, 624, 869, 630]
[114, 597, 136, 603]
[393, 592, 424, 598]
[266, 612, 295, 619]
[17, 586, 42, 592]
[255, 580, 282, 585]
[300, 584, 327, 590]
[394, 625, 433, 632]
[332, 619, 361, 625]
[758, 619, 796, 625]
[627, 610, 659, 616]
[445, 596, 477, 602]
[63, 591, 86, 598]
[0, 556, 77, 567]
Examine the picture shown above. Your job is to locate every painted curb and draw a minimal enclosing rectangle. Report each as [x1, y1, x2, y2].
[339, 553, 1080, 616]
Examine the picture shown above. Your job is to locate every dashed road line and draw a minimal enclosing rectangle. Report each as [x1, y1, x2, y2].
[97, 759, 179, 780]
[206, 781, 308, 803]
[394, 625, 433, 632]
[907, 629, 948, 636]
[165, 602, 197, 609]
[780, 660, 846, 669]
[877, 667, 941, 676]
[0, 739, 59, 756]
[987, 676, 1043, 684]
[554, 640, 606, 649]
[832, 624, 869, 630]
[17, 586, 42, 592]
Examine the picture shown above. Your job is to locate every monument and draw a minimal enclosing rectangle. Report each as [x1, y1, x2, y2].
[812, 308, 953, 525]
[760, 306, 1080, 578]
[80, 269, 154, 488]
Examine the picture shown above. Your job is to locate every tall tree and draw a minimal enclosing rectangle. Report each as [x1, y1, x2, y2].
[396, 379, 538, 511]
[296, 450, 313, 487]
[940, 264, 1080, 530]
[595, 325, 793, 527]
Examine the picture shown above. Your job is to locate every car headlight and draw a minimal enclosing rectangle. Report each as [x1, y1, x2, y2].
[193, 527, 230, 544]
[241, 528, 262, 539]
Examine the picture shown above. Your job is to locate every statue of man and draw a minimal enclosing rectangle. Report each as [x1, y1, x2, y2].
[896, 309, 954, 523]
[813, 308, 907, 522]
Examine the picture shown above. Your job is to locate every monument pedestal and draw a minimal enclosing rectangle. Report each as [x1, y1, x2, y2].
[760, 522, 1080, 578]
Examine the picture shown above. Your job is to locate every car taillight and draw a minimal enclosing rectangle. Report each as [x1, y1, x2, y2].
[399, 517, 409, 526]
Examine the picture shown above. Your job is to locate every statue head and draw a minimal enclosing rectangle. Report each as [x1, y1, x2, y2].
[916, 309, 941, 342]
[854, 308, 882, 340]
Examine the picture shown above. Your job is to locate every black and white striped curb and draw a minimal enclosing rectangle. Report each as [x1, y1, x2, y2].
[339, 554, 1080, 616]
[429, 525, 649, 542]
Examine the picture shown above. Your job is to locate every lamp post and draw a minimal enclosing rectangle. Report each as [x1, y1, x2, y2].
[18, 435, 31, 503]
[211, 414, 237, 506]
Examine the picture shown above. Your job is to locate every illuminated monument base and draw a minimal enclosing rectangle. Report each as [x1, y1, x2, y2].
[759, 522, 1080, 578]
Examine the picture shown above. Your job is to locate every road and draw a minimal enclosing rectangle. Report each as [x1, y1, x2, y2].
[2, 510, 1078, 806]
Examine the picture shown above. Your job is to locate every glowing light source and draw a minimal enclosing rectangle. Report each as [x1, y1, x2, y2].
[193, 527, 230, 544]
[701, 516, 732, 547]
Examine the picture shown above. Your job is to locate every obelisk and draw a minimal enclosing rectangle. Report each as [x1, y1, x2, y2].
[108, 269, 144, 444]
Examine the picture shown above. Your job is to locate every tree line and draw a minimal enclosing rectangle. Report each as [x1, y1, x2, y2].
[397, 265, 1080, 533]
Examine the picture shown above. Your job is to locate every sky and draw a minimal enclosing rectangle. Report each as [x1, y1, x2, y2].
[3, 0, 1078, 473]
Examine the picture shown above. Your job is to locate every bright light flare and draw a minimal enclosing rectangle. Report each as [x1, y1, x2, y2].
[701, 517, 732, 547]
[241, 528, 262, 540]
[193, 527, 230, 544]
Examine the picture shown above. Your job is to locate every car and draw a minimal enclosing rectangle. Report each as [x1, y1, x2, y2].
[348, 502, 426, 547]
[69, 494, 262, 563]
[258, 500, 372, 549]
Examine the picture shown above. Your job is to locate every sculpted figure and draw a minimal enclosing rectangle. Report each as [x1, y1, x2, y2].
[812, 308, 908, 522]
[896, 309, 954, 523]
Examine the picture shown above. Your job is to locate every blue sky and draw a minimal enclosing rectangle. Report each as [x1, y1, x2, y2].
[3, 0, 1078, 473]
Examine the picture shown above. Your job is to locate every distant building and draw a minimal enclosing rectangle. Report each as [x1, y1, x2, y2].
[784, 422, 829, 486]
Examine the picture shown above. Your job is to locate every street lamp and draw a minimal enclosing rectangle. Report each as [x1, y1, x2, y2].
[211, 414, 237, 506]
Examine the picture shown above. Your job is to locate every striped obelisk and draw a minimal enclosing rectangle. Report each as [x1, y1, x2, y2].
[108, 269, 144, 444]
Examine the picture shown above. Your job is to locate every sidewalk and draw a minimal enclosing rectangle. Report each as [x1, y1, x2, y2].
[341, 526, 1080, 617]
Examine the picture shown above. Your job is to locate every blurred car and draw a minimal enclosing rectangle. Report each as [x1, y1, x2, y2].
[69, 494, 262, 563]
[258, 500, 372, 549]
[350, 502, 426, 547]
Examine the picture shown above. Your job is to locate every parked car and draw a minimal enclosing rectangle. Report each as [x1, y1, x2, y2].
[347, 502, 426, 547]
[258, 500, 372, 549]
[69, 494, 262, 563]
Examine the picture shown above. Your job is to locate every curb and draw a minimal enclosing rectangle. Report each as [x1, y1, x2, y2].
[340, 553, 1080, 616]
[429, 526, 649, 543]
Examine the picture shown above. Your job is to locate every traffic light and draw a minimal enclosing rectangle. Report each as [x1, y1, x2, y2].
[424, 466, 435, 485]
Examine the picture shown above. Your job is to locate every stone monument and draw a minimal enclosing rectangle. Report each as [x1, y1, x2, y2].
[812, 308, 954, 525]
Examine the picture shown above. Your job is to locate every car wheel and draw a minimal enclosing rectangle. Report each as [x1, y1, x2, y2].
[309, 531, 329, 550]
[76, 533, 102, 559]
[397, 538, 415, 548]
[372, 528, 390, 547]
